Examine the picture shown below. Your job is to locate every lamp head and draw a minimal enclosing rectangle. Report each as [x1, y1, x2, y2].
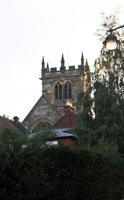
[103, 33, 120, 50]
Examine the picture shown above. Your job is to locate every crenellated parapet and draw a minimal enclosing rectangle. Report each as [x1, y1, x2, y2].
[40, 54, 85, 80]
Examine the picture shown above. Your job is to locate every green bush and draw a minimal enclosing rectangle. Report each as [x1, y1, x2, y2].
[0, 145, 123, 200]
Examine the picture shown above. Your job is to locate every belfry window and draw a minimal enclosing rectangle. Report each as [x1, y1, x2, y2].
[55, 84, 58, 99]
[64, 82, 72, 99]
[55, 81, 72, 100]
[68, 83, 72, 98]
[55, 82, 62, 99]
[64, 84, 67, 99]
[59, 84, 62, 99]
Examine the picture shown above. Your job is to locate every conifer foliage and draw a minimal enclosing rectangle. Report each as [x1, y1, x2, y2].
[76, 14, 124, 154]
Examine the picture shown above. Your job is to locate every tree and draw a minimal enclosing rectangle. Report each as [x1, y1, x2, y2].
[0, 144, 123, 200]
[75, 13, 124, 155]
[93, 13, 124, 153]
[0, 128, 28, 153]
[0, 127, 57, 156]
[28, 128, 56, 147]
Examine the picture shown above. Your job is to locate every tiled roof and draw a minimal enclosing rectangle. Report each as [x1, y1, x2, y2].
[54, 106, 77, 129]
[0, 116, 29, 134]
[0, 116, 17, 133]
[12, 117, 30, 134]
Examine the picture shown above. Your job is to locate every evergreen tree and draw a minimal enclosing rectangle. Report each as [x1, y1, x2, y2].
[76, 13, 124, 154]
[93, 14, 124, 153]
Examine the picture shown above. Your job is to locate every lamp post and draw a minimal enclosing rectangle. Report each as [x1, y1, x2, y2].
[103, 25, 124, 50]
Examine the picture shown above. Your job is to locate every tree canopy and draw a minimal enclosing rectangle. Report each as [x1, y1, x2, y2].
[76, 13, 124, 154]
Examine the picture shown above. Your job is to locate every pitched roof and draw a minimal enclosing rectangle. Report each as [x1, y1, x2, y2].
[54, 106, 77, 129]
[23, 95, 62, 131]
[12, 117, 30, 134]
[0, 116, 29, 135]
[0, 116, 17, 133]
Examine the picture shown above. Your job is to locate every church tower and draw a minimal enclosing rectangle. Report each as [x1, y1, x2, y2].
[40, 53, 86, 112]
[23, 53, 91, 132]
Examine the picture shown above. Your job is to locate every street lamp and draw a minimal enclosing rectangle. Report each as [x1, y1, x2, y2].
[103, 25, 124, 50]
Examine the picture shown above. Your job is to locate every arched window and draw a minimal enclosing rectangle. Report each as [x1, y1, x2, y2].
[33, 121, 52, 132]
[64, 82, 72, 99]
[59, 84, 62, 99]
[55, 84, 59, 99]
[64, 84, 67, 99]
[68, 83, 72, 98]
[54, 82, 62, 99]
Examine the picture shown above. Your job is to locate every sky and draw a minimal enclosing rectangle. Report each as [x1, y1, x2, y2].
[0, 0, 124, 121]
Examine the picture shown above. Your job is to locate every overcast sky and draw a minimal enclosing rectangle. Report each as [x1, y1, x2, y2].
[0, 0, 124, 121]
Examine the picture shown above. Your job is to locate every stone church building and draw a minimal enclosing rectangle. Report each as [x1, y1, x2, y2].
[22, 53, 90, 132]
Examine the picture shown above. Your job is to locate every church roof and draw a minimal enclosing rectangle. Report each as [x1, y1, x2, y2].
[54, 106, 77, 129]
[23, 95, 62, 131]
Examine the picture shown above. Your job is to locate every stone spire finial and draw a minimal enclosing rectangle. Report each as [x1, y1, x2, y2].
[85, 59, 88, 65]
[61, 54, 65, 67]
[46, 62, 49, 72]
[60, 54, 66, 71]
[42, 56, 45, 69]
[81, 52, 84, 66]
[84, 59, 90, 71]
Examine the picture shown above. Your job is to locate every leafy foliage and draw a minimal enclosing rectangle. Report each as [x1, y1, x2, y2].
[76, 92, 93, 128]
[75, 13, 124, 155]
[0, 127, 123, 199]
[96, 13, 124, 41]
[0, 128, 28, 153]
[29, 128, 56, 147]
[0, 143, 123, 200]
